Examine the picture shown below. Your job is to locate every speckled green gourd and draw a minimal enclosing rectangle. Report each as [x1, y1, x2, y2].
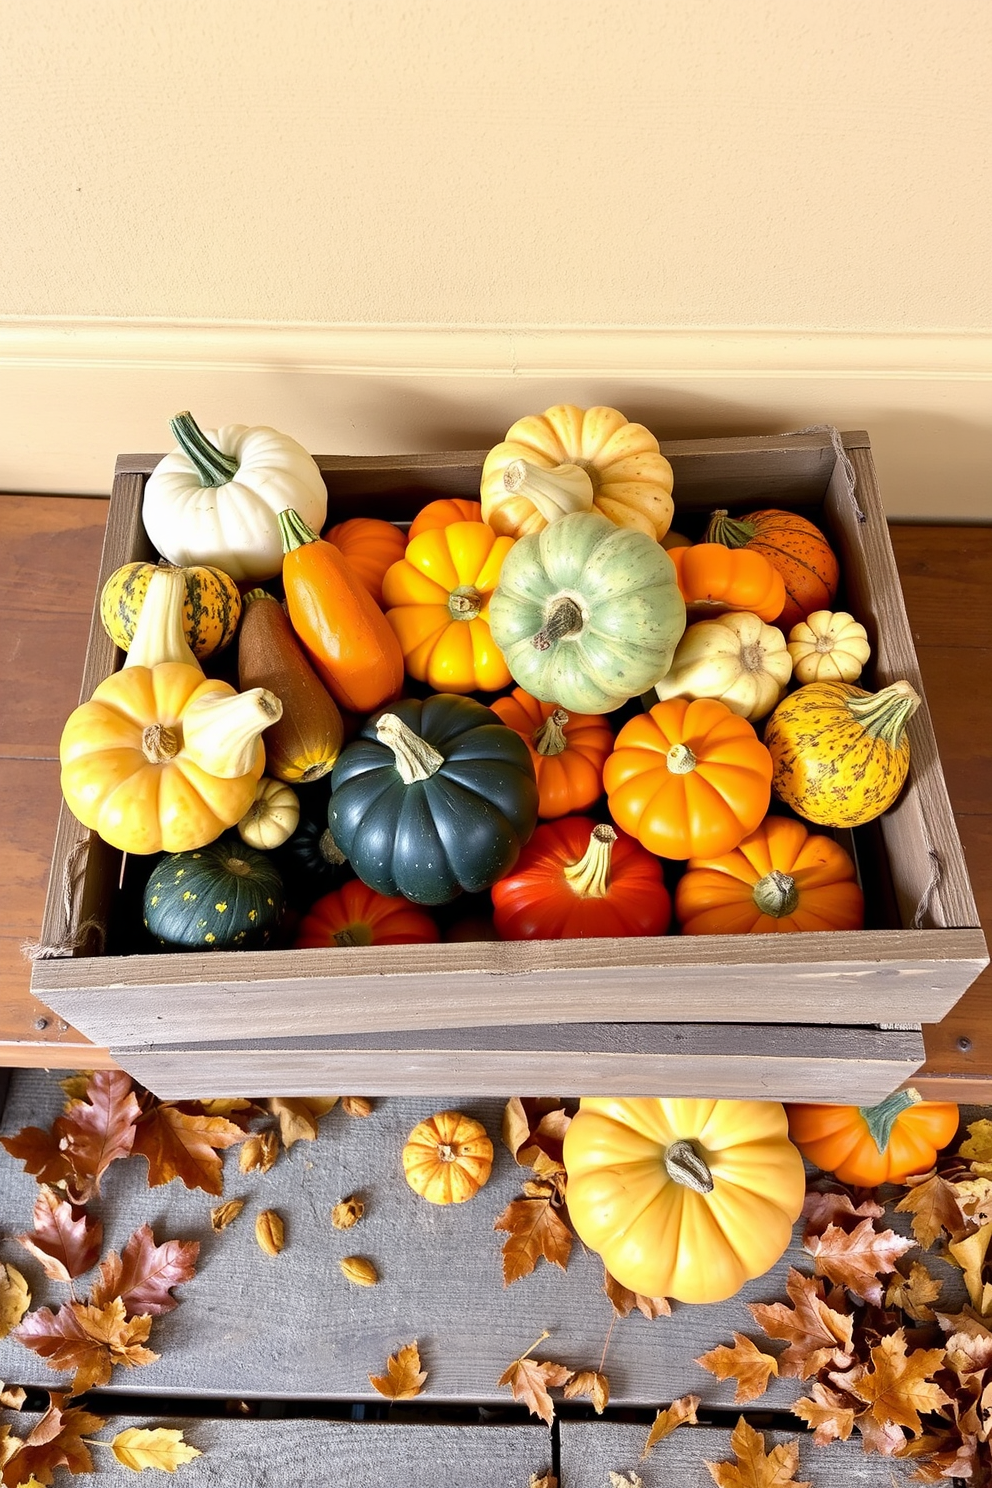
[143, 837, 284, 950]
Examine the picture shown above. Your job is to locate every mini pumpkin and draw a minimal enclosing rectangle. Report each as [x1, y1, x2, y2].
[323, 517, 406, 607]
[668, 543, 786, 624]
[402, 1110, 494, 1204]
[787, 1091, 960, 1186]
[143, 838, 284, 949]
[707, 507, 840, 630]
[293, 880, 439, 949]
[489, 688, 614, 818]
[408, 497, 484, 540]
[237, 777, 300, 850]
[653, 610, 791, 721]
[787, 610, 871, 685]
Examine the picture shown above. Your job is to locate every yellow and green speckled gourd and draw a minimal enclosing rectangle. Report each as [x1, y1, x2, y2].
[764, 678, 921, 827]
[101, 560, 241, 659]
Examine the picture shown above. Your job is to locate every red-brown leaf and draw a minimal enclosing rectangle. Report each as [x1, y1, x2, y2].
[16, 1186, 103, 1283]
[494, 1187, 572, 1285]
[804, 1219, 915, 1305]
[13, 1298, 158, 1397]
[603, 1265, 671, 1319]
[131, 1104, 245, 1194]
[563, 1370, 610, 1414]
[749, 1268, 855, 1379]
[790, 1380, 856, 1446]
[1, 1396, 106, 1487]
[801, 1189, 884, 1238]
[502, 1097, 572, 1178]
[90, 1223, 199, 1316]
[894, 1170, 972, 1250]
[0, 1125, 72, 1187]
[58, 1071, 141, 1203]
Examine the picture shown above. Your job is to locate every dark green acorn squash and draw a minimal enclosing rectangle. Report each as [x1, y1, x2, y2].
[143, 837, 284, 949]
[329, 693, 538, 905]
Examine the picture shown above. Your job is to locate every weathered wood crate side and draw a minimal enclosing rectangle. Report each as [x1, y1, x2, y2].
[30, 434, 987, 1090]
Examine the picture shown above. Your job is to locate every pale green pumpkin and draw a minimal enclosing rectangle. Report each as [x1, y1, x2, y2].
[488, 511, 686, 714]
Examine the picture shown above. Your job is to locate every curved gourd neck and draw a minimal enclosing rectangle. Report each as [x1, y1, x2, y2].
[846, 681, 921, 748]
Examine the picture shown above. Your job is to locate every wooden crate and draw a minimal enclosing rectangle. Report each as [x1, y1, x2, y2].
[29, 431, 988, 1100]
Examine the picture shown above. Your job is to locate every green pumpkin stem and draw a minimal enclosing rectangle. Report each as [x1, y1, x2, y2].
[278, 508, 321, 554]
[752, 870, 800, 918]
[448, 586, 483, 621]
[376, 713, 445, 783]
[563, 824, 616, 899]
[845, 681, 921, 749]
[533, 708, 570, 757]
[666, 742, 697, 775]
[859, 1087, 922, 1154]
[664, 1138, 715, 1194]
[533, 597, 583, 652]
[706, 508, 756, 549]
[170, 411, 240, 487]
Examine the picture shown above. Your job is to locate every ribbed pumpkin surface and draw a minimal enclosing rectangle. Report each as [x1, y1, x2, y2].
[143, 838, 283, 949]
[710, 509, 839, 630]
[101, 561, 241, 658]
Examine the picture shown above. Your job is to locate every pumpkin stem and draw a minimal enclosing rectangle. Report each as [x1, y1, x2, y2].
[277, 508, 321, 554]
[333, 922, 373, 947]
[858, 1087, 922, 1154]
[435, 1142, 457, 1163]
[706, 508, 756, 549]
[376, 713, 445, 783]
[532, 597, 584, 652]
[502, 458, 595, 525]
[664, 1138, 715, 1195]
[752, 869, 800, 918]
[142, 724, 180, 763]
[666, 742, 697, 775]
[448, 586, 484, 621]
[318, 828, 347, 866]
[170, 411, 240, 487]
[563, 824, 616, 899]
[845, 681, 921, 749]
[533, 709, 570, 757]
[222, 855, 253, 877]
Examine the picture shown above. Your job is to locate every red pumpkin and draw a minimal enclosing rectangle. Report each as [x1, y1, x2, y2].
[293, 880, 439, 948]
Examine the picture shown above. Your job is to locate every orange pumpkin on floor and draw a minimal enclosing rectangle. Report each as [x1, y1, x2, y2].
[787, 1091, 959, 1186]
[402, 1110, 494, 1203]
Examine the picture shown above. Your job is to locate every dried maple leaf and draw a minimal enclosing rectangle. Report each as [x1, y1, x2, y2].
[502, 1097, 571, 1178]
[832, 1330, 950, 1437]
[14, 1297, 158, 1396]
[884, 1261, 943, 1322]
[58, 1073, 94, 1104]
[791, 1380, 856, 1446]
[603, 1265, 671, 1319]
[1, 1394, 107, 1488]
[801, 1189, 884, 1237]
[0, 1265, 31, 1341]
[494, 1183, 572, 1286]
[368, 1341, 427, 1400]
[804, 1218, 914, 1305]
[696, 1333, 779, 1403]
[131, 1104, 245, 1194]
[948, 1223, 992, 1315]
[563, 1369, 610, 1413]
[110, 1426, 201, 1471]
[17, 1186, 102, 1283]
[894, 1169, 971, 1249]
[642, 1394, 699, 1457]
[497, 1332, 573, 1426]
[0, 1125, 72, 1188]
[90, 1223, 199, 1316]
[58, 1070, 141, 1203]
[954, 1175, 992, 1227]
[266, 1097, 338, 1148]
[749, 1268, 854, 1379]
[704, 1418, 810, 1488]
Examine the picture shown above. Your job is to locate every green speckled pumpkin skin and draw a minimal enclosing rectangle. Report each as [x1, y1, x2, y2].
[101, 561, 241, 658]
[143, 838, 283, 949]
[487, 511, 686, 714]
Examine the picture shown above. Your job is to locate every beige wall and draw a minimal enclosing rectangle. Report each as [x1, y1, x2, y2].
[1, 0, 990, 515]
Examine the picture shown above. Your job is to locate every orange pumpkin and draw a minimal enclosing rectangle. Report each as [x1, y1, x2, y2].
[489, 688, 614, 818]
[323, 517, 406, 608]
[382, 521, 515, 692]
[408, 497, 484, 540]
[293, 879, 439, 948]
[707, 508, 839, 630]
[603, 697, 773, 860]
[675, 815, 864, 934]
[787, 1091, 960, 1186]
[668, 543, 786, 624]
[402, 1110, 494, 1203]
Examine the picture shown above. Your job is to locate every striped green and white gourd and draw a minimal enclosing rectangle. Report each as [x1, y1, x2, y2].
[100, 560, 241, 659]
[143, 838, 284, 949]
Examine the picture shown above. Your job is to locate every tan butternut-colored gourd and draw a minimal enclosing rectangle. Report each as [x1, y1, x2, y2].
[654, 611, 792, 721]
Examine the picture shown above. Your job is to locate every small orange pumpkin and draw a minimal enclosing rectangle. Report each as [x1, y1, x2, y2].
[707, 508, 840, 630]
[402, 1110, 494, 1204]
[489, 688, 614, 818]
[787, 1091, 960, 1186]
[323, 517, 406, 608]
[668, 543, 786, 624]
[293, 880, 439, 948]
[408, 497, 484, 540]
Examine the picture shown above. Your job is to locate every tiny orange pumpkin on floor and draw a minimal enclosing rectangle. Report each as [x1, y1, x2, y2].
[402, 1110, 494, 1204]
[787, 1091, 959, 1186]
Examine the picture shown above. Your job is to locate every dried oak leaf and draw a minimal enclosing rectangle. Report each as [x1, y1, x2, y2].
[0, 1395, 106, 1488]
[947, 1223, 992, 1315]
[642, 1394, 700, 1457]
[0, 1126, 71, 1188]
[603, 1264, 671, 1319]
[368, 1341, 427, 1400]
[801, 1189, 884, 1237]
[831, 1330, 950, 1437]
[803, 1218, 914, 1306]
[494, 1182, 572, 1286]
[110, 1426, 201, 1471]
[266, 1097, 338, 1148]
[563, 1370, 610, 1414]
[131, 1104, 245, 1195]
[894, 1169, 972, 1250]
[502, 1097, 571, 1179]
[0, 1266, 31, 1341]
[58, 1070, 142, 1203]
[90, 1223, 199, 1317]
[17, 1186, 103, 1283]
[704, 1418, 810, 1488]
[13, 1298, 158, 1397]
[498, 1334, 572, 1426]
[696, 1333, 779, 1404]
[749, 1268, 854, 1380]
[790, 1380, 856, 1446]
[884, 1261, 943, 1322]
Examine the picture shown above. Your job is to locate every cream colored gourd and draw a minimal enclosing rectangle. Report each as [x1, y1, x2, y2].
[653, 611, 791, 721]
[787, 610, 871, 684]
[237, 777, 300, 849]
[142, 411, 328, 583]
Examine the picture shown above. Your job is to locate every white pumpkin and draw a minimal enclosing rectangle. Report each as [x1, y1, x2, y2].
[654, 610, 792, 721]
[788, 610, 871, 684]
[142, 413, 328, 583]
[237, 777, 300, 850]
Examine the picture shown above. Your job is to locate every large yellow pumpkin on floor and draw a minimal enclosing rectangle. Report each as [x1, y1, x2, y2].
[563, 1097, 805, 1304]
[402, 1110, 494, 1204]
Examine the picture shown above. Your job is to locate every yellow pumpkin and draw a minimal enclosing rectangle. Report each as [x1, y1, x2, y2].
[481, 404, 674, 541]
[401, 1110, 494, 1204]
[563, 1097, 805, 1304]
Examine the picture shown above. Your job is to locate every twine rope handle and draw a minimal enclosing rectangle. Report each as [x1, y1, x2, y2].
[22, 836, 107, 960]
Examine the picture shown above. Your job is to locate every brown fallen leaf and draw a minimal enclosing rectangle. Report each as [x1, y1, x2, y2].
[494, 1183, 572, 1286]
[110, 1425, 202, 1471]
[804, 1218, 914, 1306]
[0, 1264, 31, 1341]
[801, 1189, 884, 1237]
[791, 1379, 856, 1446]
[948, 1223, 992, 1315]
[59, 1072, 95, 1104]
[0, 1383, 26, 1409]
[341, 1096, 373, 1117]
[239, 1130, 279, 1175]
[58, 1070, 142, 1203]
[884, 1261, 943, 1322]
[90, 1223, 199, 1316]
[266, 1097, 338, 1148]
[642, 1394, 699, 1457]
[703, 1417, 810, 1488]
[255, 1211, 285, 1257]
[749, 1268, 854, 1379]
[0, 1124, 72, 1188]
[609, 1475, 642, 1488]
[331, 1196, 364, 1230]
[894, 1169, 972, 1249]
[210, 1198, 246, 1232]
[131, 1104, 246, 1194]
[563, 1369, 610, 1414]
[502, 1097, 571, 1179]
[17, 1186, 103, 1283]
[0, 1395, 106, 1486]
[696, 1333, 779, 1404]
[959, 1120, 992, 1166]
[14, 1297, 158, 1396]
[529, 1475, 558, 1488]
[603, 1265, 671, 1319]
[498, 1332, 573, 1426]
[954, 1175, 992, 1227]
[831, 1330, 951, 1436]
[369, 1341, 427, 1399]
